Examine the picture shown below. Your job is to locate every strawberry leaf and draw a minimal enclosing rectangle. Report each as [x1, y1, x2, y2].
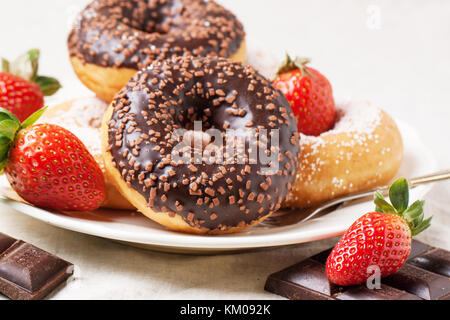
[0, 107, 20, 124]
[404, 200, 431, 236]
[0, 134, 13, 172]
[373, 177, 432, 237]
[4, 49, 60, 96]
[35, 76, 62, 96]
[0, 119, 20, 140]
[20, 106, 47, 129]
[411, 212, 425, 230]
[27, 49, 40, 62]
[403, 200, 424, 224]
[27, 49, 40, 81]
[389, 178, 409, 213]
[374, 191, 397, 214]
[1, 58, 9, 72]
[0, 105, 47, 173]
[0, 159, 7, 174]
[0, 135, 11, 162]
[0, 108, 21, 162]
[0, 106, 46, 173]
[411, 216, 432, 236]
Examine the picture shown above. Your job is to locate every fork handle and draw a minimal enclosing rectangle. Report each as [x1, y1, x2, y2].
[302, 169, 450, 223]
[376, 169, 450, 194]
[409, 169, 450, 187]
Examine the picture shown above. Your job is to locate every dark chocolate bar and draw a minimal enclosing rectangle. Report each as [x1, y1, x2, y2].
[0, 233, 74, 300]
[265, 240, 450, 300]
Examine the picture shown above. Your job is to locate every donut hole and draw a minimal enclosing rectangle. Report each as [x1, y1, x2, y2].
[173, 106, 226, 160]
[179, 106, 216, 131]
[303, 101, 383, 140]
[120, 16, 170, 36]
[115, 2, 186, 36]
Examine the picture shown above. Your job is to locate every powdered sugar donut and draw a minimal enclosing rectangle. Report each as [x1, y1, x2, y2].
[39, 97, 134, 210]
[284, 100, 403, 208]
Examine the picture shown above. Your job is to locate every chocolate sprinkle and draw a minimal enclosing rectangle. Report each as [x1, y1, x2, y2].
[68, 0, 245, 70]
[107, 56, 300, 231]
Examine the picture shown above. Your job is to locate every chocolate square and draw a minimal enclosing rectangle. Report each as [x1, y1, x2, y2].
[0, 235, 74, 300]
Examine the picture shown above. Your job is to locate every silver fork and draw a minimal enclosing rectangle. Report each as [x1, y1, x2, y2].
[263, 170, 450, 227]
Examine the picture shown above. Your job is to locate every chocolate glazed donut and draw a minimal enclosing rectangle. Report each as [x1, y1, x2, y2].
[68, 0, 246, 102]
[101, 56, 300, 234]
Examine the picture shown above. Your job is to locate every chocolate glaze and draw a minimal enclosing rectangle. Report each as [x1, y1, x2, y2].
[68, 0, 245, 70]
[106, 56, 301, 232]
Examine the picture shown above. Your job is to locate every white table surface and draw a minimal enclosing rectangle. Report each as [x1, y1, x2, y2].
[0, 0, 449, 299]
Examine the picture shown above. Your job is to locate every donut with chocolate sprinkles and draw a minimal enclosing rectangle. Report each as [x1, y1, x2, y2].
[101, 56, 300, 234]
[68, 0, 246, 102]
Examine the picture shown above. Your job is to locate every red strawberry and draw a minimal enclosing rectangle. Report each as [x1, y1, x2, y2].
[0, 73, 44, 122]
[1, 49, 61, 122]
[326, 178, 432, 286]
[0, 107, 106, 211]
[273, 55, 335, 136]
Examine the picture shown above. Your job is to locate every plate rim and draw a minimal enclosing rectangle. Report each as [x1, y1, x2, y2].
[0, 119, 438, 251]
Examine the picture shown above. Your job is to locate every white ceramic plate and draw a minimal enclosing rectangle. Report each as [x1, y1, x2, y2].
[0, 120, 437, 253]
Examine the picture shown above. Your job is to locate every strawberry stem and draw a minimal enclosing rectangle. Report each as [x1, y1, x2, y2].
[374, 191, 397, 214]
[374, 177, 432, 236]
[27, 49, 40, 82]
[1, 49, 61, 96]
[277, 53, 313, 77]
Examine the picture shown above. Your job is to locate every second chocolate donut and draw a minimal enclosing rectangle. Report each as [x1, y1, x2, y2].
[68, 0, 246, 102]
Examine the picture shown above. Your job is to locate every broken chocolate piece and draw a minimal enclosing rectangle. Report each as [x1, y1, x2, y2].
[408, 248, 450, 278]
[0, 234, 15, 254]
[383, 264, 450, 300]
[265, 240, 450, 300]
[0, 233, 74, 300]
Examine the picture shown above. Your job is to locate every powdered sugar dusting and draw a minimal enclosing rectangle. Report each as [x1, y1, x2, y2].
[288, 99, 387, 205]
[246, 39, 280, 79]
[301, 99, 382, 146]
[39, 97, 108, 162]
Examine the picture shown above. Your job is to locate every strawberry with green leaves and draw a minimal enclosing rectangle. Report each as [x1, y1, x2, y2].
[326, 178, 432, 286]
[1, 49, 61, 122]
[0, 107, 106, 211]
[273, 54, 336, 136]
